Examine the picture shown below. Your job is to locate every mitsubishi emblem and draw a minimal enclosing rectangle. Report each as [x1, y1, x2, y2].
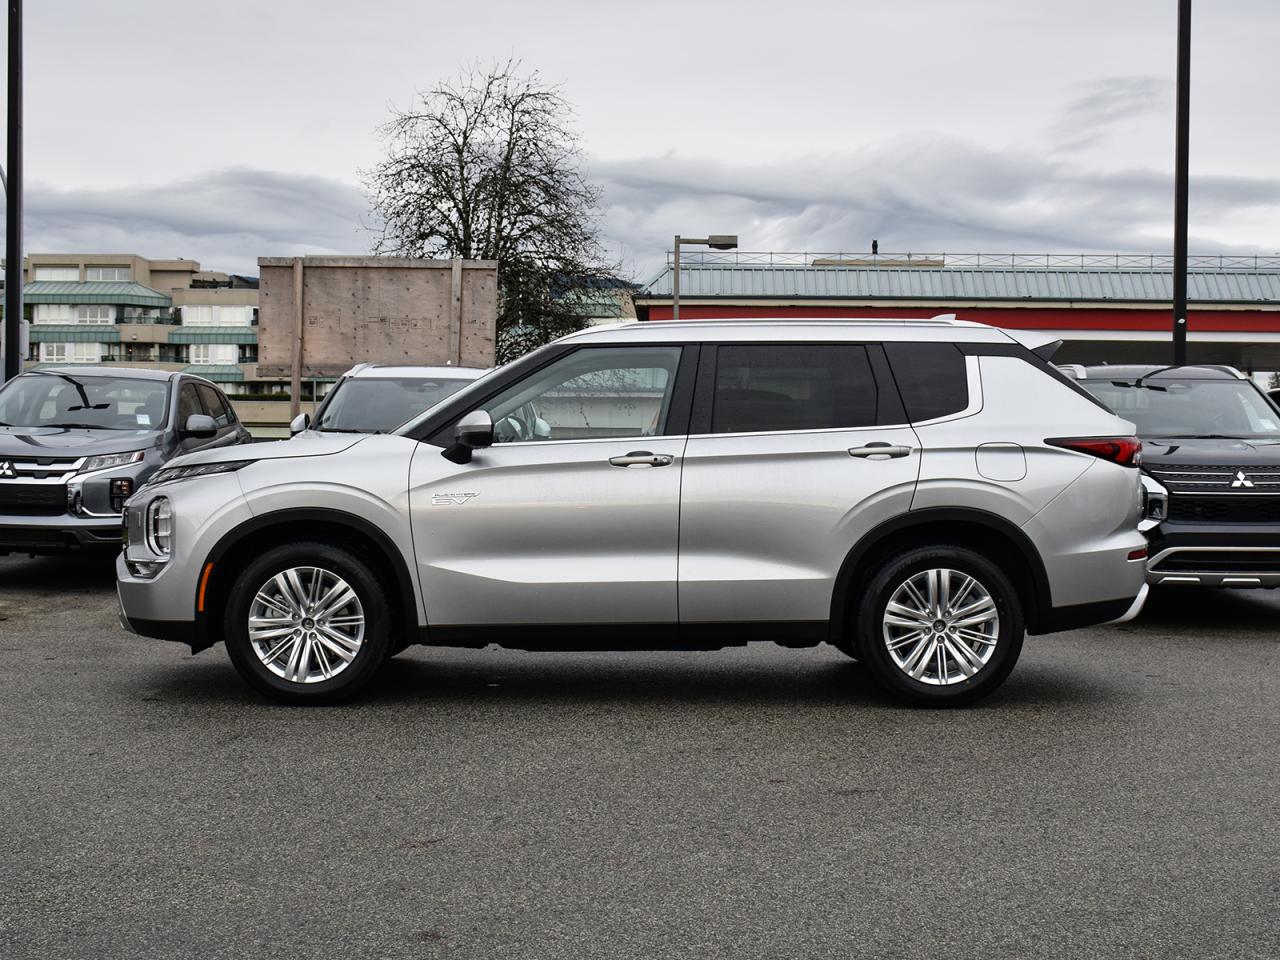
[0, 461, 14, 479]
[1231, 470, 1254, 489]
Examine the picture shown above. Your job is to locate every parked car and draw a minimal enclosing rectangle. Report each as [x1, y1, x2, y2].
[293, 364, 486, 436]
[0, 368, 250, 555]
[1269, 387, 1280, 407]
[1075, 364, 1280, 589]
[117, 318, 1148, 707]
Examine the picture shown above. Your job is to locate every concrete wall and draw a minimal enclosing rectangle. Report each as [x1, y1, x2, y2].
[256, 256, 498, 378]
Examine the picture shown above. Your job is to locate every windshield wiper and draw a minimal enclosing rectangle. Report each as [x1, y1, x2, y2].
[45, 422, 112, 430]
[313, 426, 367, 434]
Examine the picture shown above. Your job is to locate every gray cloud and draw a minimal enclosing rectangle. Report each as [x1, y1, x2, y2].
[1049, 76, 1172, 152]
[596, 134, 1280, 282]
[15, 169, 376, 276]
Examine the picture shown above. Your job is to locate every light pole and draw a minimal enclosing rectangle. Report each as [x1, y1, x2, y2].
[1172, 0, 1191, 366]
[4, 0, 22, 382]
[672, 234, 737, 321]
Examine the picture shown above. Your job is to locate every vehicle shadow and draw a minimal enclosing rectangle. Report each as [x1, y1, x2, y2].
[0, 552, 119, 592]
[1133, 584, 1280, 632]
[138, 641, 1118, 712]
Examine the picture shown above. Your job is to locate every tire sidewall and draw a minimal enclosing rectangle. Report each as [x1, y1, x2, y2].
[855, 546, 1024, 707]
[223, 542, 392, 704]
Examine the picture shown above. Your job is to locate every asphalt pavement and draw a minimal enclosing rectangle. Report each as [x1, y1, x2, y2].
[1, 552, 1277, 960]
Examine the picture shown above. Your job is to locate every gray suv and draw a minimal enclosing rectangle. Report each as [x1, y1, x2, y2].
[117, 319, 1148, 707]
[0, 368, 249, 555]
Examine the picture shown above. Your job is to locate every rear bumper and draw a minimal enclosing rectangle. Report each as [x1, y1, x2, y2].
[0, 513, 123, 554]
[1146, 522, 1280, 588]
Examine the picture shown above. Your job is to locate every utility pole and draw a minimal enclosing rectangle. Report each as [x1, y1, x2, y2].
[1172, 0, 1191, 366]
[3, 0, 22, 382]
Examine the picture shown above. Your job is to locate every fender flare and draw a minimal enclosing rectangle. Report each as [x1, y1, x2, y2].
[828, 507, 1053, 640]
[200, 507, 420, 638]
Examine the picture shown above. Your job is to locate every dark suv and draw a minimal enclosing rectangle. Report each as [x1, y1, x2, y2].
[0, 367, 249, 555]
[1076, 364, 1280, 588]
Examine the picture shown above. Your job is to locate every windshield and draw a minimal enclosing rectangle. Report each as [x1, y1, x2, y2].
[1082, 378, 1280, 439]
[313, 377, 474, 433]
[0, 373, 169, 431]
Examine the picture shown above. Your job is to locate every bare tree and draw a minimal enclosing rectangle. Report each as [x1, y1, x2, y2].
[367, 61, 619, 362]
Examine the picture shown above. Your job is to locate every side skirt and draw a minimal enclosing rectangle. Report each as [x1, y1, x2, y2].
[419, 621, 830, 652]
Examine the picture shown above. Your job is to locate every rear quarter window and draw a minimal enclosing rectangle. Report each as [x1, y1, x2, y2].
[883, 343, 969, 422]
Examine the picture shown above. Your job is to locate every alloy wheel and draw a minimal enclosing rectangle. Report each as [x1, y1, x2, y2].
[247, 566, 366, 684]
[881, 568, 1000, 686]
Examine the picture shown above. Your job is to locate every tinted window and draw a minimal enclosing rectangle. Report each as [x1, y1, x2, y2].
[883, 343, 969, 422]
[197, 384, 232, 428]
[482, 346, 683, 442]
[178, 383, 203, 423]
[711, 344, 878, 434]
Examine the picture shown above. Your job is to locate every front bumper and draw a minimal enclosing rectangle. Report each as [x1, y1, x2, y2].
[116, 552, 208, 647]
[1145, 521, 1280, 588]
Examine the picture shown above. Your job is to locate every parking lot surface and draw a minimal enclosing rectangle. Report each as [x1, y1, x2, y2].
[1, 552, 1278, 960]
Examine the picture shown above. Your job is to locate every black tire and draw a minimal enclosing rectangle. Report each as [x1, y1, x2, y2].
[854, 545, 1024, 707]
[223, 541, 392, 705]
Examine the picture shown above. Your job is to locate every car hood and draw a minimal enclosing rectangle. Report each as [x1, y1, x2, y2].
[168, 432, 366, 469]
[1141, 436, 1280, 468]
[0, 426, 163, 458]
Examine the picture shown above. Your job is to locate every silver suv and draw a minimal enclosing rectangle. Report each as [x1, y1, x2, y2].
[117, 318, 1148, 706]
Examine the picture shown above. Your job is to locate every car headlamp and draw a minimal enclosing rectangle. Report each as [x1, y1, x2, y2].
[145, 497, 173, 557]
[81, 450, 145, 473]
[147, 460, 252, 487]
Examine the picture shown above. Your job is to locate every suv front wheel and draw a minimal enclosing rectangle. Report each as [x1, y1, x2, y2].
[855, 545, 1024, 707]
[223, 542, 392, 704]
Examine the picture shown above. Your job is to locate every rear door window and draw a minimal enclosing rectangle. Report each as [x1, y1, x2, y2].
[710, 344, 880, 433]
[883, 343, 969, 422]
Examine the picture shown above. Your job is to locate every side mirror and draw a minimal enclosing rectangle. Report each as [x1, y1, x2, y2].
[442, 410, 494, 464]
[290, 413, 311, 435]
[182, 413, 218, 440]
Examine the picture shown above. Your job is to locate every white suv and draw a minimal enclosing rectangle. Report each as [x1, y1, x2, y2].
[118, 318, 1148, 706]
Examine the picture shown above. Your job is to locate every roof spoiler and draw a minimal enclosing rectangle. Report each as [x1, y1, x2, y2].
[1002, 329, 1063, 360]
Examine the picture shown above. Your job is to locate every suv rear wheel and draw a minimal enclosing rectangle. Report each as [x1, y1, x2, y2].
[855, 545, 1024, 706]
[223, 542, 392, 704]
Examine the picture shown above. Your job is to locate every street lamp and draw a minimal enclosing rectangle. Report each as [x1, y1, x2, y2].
[671, 234, 737, 321]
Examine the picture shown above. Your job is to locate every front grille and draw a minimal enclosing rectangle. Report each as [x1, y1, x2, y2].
[1154, 550, 1280, 574]
[1149, 463, 1280, 493]
[1167, 494, 1280, 523]
[0, 483, 67, 516]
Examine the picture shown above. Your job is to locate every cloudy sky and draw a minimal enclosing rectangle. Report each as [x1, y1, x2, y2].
[6, 0, 1279, 279]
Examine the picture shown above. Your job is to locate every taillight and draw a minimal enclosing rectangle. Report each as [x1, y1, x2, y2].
[1046, 436, 1142, 467]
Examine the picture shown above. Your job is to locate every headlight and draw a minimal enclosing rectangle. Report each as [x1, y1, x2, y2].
[145, 497, 173, 556]
[81, 450, 144, 473]
[147, 459, 251, 487]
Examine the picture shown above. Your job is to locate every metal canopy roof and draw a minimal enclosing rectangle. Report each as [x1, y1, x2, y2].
[638, 265, 1280, 304]
[28, 326, 122, 343]
[181, 364, 245, 381]
[168, 328, 258, 344]
[23, 281, 173, 308]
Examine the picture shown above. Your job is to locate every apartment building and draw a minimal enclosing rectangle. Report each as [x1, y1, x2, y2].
[21, 253, 264, 381]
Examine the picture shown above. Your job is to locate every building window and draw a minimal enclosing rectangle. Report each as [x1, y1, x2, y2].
[85, 266, 132, 282]
[33, 304, 75, 325]
[33, 266, 80, 282]
[181, 304, 254, 327]
[40, 342, 102, 364]
[76, 305, 116, 325]
[190, 343, 239, 365]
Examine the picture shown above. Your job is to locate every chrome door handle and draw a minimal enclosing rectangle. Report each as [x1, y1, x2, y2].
[609, 450, 674, 467]
[848, 444, 912, 460]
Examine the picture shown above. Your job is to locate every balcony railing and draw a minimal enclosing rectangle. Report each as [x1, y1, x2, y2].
[666, 251, 1280, 271]
[118, 311, 180, 325]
